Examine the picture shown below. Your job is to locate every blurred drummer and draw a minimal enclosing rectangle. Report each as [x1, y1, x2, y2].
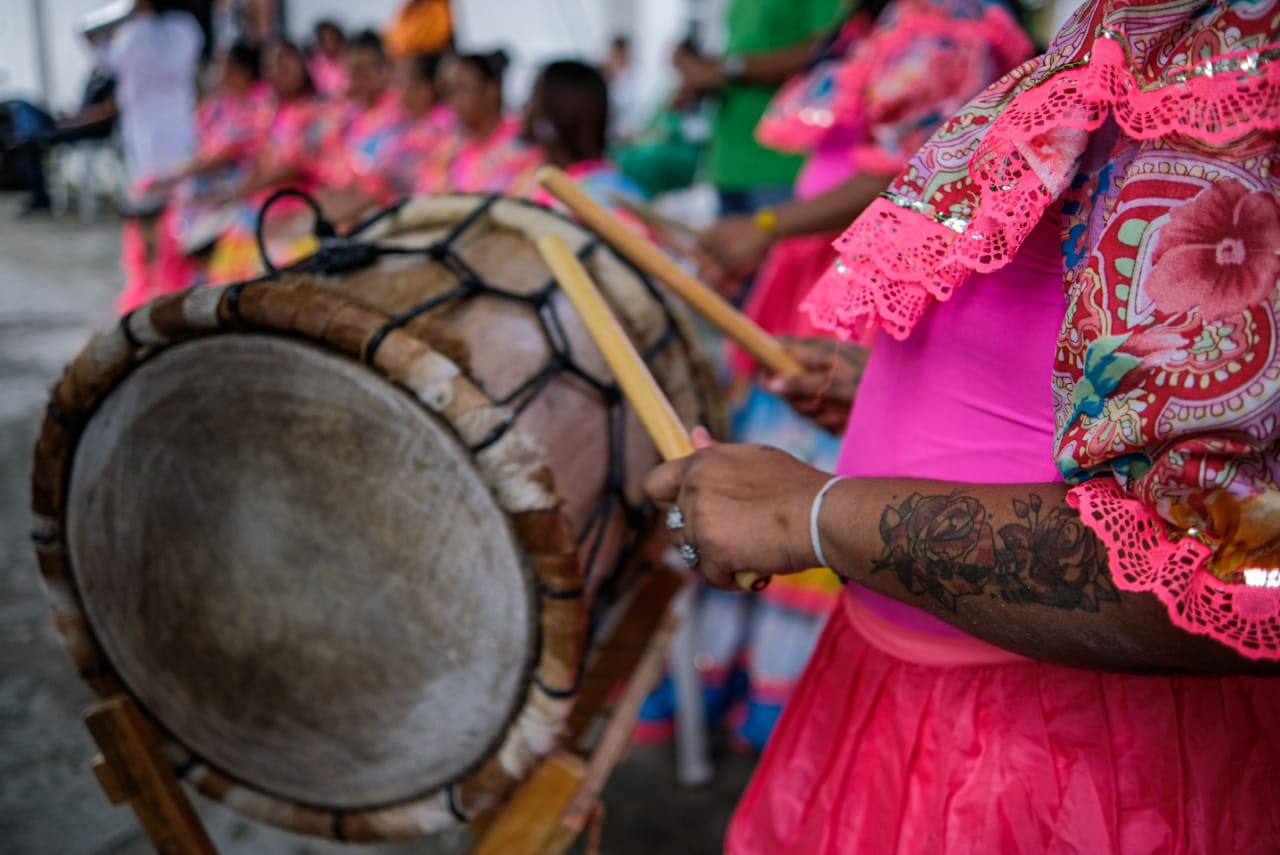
[315, 30, 410, 211]
[525, 60, 644, 210]
[206, 39, 332, 283]
[148, 42, 273, 274]
[418, 51, 542, 196]
[308, 19, 350, 98]
[324, 51, 455, 223]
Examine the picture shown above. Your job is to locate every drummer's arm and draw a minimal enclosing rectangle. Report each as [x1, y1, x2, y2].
[233, 162, 304, 200]
[699, 173, 892, 277]
[180, 152, 239, 180]
[150, 151, 239, 191]
[771, 172, 893, 237]
[674, 39, 821, 92]
[826, 480, 1280, 675]
[761, 336, 868, 435]
[647, 450, 1280, 675]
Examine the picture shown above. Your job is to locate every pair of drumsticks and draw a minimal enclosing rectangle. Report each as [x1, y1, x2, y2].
[534, 167, 806, 593]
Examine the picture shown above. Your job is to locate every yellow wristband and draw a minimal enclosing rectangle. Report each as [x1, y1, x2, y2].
[753, 206, 779, 234]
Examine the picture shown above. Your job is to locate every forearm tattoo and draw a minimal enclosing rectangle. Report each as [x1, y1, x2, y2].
[874, 492, 1118, 613]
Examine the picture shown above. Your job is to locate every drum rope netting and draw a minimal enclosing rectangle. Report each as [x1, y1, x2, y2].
[244, 188, 711, 696]
[32, 190, 715, 840]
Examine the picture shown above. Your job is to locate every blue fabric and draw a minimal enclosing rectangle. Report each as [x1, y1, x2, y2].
[2, 101, 54, 203]
[717, 184, 793, 217]
[717, 184, 793, 304]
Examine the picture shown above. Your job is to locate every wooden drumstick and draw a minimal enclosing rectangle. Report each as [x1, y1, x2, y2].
[537, 234, 768, 594]
[536, 167, 804, 379]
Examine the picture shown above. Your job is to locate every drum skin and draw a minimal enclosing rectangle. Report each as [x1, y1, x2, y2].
[30, 195, 713, 840]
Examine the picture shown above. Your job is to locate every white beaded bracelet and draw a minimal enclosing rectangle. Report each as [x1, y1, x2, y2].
[810, 476, 847, 569]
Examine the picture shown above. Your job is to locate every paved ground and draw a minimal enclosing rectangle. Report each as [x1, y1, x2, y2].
[0, 194, 752, 854]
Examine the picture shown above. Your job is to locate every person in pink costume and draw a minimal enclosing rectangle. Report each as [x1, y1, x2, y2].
[308, 19, 349, 98]
[205, 39, 331, 283]
[331, 51, 455, 214]
[524, 60, 645, 215]
[156, 41, 274, 237]
[416, 51, 541, 197]
[645, 0, 1280, 851]
[117, 42, 271, 312]
[704, 0, 1032, 360]
[318, 31, 409, 189]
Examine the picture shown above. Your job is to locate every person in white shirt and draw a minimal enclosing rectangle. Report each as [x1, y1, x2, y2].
[603, 35, 643, 140]
[108, 0, 204, 199]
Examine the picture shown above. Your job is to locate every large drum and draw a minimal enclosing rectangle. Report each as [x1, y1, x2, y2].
[31, 195, 716, 840]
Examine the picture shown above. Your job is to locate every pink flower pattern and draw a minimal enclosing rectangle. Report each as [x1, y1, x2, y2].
[1146, 180, 1280, 322]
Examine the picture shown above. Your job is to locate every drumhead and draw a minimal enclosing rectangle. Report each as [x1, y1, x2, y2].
[66, 333, 537, 809]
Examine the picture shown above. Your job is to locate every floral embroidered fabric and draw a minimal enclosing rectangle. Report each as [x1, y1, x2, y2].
[805, 0, 1280, 657]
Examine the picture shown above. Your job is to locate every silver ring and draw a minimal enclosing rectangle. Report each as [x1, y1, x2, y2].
[679, 542, 700, 568]
[666, 506, 686, 531]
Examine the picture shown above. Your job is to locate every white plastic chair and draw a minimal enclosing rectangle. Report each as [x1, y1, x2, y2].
[50, 134, 128, 221]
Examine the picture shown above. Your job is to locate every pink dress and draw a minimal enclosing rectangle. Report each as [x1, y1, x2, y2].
[317, 90, 409, 194]
[369, 103, 456, 200]
[117, 85, 273, 312]
[728, 222, 1280, 853]
[417, 115, 541, 196]
[731, 0, 1033, 376]
[308, 53, 348, 98]
[205, 96, 331, 284]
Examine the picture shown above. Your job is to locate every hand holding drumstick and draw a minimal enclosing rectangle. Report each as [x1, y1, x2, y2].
[763, 336, 871, 436]
[537, 234, 770, 593]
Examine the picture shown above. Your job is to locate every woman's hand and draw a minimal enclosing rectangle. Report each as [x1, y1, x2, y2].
[672, 46, 727, 94]
[763, 336, 869, 435]
[699, 214, 774, 278]
[644, 428, 830, 589]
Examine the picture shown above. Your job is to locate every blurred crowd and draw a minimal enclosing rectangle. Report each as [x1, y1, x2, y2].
[1, 0, 649, 310]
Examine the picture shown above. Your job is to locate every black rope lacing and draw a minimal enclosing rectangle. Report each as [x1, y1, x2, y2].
[250, 189, 709, 700]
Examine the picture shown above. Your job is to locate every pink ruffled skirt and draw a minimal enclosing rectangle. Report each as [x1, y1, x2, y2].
[117, 209, 200, 315]
[727, 593, 1280, 854]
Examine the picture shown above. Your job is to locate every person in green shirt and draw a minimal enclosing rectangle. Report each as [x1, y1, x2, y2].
[674, 0, 846, 220]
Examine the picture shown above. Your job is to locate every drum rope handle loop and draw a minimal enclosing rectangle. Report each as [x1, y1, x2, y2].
[254, 188, 389, 277]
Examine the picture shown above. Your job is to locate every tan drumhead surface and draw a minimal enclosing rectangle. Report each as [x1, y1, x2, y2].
[66, 333, 536, 809]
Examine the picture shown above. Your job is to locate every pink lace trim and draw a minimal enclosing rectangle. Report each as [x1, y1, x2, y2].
[804, 197, 970, 339]
[1068, 478, 1280, 660]
[984, 35, 1280, 147]
[807, 33, 1280, 342]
